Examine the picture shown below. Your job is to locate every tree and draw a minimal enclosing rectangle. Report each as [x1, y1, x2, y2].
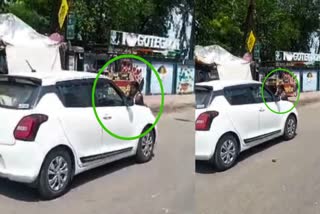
[195, 0, 247, 55]
[4, 0, 52, 34]
[195, 0, 320, 60]
[72, 0, 180, 43]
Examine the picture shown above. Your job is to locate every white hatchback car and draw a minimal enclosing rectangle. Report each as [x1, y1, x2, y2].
[195, 80, 298, 171]
[0, 71, 157, 199]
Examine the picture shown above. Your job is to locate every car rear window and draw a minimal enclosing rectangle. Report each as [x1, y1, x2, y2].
[0, 76, 41, 109]
[195, 85, 214, 109]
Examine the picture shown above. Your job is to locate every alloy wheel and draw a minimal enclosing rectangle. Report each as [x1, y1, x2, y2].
[220, 139, 236, 165]
[47, 156, 69, 192]
[287, 118, 296, 138]
[141, 132, 154, 157]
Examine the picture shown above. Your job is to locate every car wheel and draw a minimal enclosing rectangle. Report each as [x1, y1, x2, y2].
[38, 149, 72, 200]
[212, 134, 239, 171]
[136, 128, 155, 163]
[283, 114, 297, 140]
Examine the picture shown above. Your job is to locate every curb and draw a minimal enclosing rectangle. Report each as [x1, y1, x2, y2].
[149, 94, 320, 113]
[289, 96, 320, 106]
[149, 102, 194, 114]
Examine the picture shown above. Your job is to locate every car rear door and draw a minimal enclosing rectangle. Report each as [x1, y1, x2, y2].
[224, 85, 260, 143]
[56, 79, 103, 161]
[0, 76, 40, 145]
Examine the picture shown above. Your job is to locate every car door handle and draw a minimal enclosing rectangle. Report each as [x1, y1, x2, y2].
[259, 108, 265, 112]
[103, 114, 112, 120]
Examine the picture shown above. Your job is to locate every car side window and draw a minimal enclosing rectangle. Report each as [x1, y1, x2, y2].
[57, 81, 92, 108]
[95, 81, 125, 107]
[224, 86, 255, 105]
[252, 86, 274, 103]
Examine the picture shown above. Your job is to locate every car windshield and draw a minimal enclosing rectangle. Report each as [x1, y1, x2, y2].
[195, 85, 213, 109]
[0, 77, 40, 109]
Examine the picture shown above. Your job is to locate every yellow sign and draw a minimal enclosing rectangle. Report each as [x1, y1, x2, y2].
[246, 31, 256, 53]
[58, 0, 69, 29]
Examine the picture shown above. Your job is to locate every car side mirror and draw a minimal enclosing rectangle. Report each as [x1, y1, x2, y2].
[125, 96, 134, 106]
[274, 95, 281, 102]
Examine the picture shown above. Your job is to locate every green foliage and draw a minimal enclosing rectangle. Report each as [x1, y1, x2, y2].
[196, 0, 320, 60]
[73, 0, 176, 43]
[3, 0, 188, 44]
[7, 0, 51, 34]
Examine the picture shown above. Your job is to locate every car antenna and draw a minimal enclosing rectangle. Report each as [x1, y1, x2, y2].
[26, 60, 36, 73]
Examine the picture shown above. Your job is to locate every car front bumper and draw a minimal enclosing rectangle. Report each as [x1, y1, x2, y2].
[0, 141, 45, 184]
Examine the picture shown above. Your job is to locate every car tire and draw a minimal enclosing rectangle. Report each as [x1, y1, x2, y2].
[283, 114, 297, 140]
[136, 128, 155, 163]
[38, 149, 73, 200]
[212, 134, 239, 172]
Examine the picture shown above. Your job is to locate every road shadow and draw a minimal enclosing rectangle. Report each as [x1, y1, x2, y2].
[0, 157, 136, 202]
[0, 178, 39, 202]
[71, 157, 136, 189]
[196, 136, 291, 174]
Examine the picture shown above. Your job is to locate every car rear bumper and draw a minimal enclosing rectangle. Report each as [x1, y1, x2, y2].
[195, 131, 219, 161]
[0, 141, 45, 183]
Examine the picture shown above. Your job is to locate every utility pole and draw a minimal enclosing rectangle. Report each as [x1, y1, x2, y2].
[50, 0, 61, 34]
[243, 0, 256, 53]
[189, 0, 196, 61]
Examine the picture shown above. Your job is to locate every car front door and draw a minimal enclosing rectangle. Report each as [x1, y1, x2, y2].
[56, 79, 103, 162]
[224, 85, 260, 143]
[252, 85, 282, 136]
[94, 79, 135, 153]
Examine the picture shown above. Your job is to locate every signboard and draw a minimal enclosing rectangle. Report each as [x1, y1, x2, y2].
[58, 0, 69, 29]
[176, 65, 195, 94]
[246, 31, 256, 53]
[253, 42, 261, 61]
[302, 71, 317, 92]
[110, 30, 180, 50]
[276, 51, 320, 62]
[66, 13, 75, 40]
[150, 62, 174, 94]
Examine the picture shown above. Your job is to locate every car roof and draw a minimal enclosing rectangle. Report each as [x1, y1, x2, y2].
[196, 80, 261, 90]
[3, 71, 108, 86]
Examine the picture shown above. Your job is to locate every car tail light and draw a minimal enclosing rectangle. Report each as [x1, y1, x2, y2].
[195, 111, 219, 131]
[14, 114, 48, 141]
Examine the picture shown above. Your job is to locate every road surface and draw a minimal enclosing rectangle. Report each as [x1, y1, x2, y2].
[196, 103, 320, 214]
[0, 107, 194, 214]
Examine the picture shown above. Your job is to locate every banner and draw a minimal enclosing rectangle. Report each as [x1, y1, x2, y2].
[302, 71, 317, 92]
[176, 64, 195, 94]
[150, 62, 174, 94]
[276, 51, 320, 62]
[110, 30, 180, 50]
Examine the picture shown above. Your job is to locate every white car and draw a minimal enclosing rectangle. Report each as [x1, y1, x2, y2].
[195, 80, 298, 171]
[0, 71, 157, 199]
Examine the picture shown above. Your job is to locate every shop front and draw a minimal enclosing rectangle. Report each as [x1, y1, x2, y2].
[82, 30, 195, 95]
[260, 51, 320, 98]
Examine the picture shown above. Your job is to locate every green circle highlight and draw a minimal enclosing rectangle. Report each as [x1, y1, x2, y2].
[261, 68, 300, 114]
[91, 54, 164, 141]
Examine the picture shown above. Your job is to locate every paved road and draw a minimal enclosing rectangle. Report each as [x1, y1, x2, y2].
[0, 108, 194, 214]
[196, 103, 320, 214]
